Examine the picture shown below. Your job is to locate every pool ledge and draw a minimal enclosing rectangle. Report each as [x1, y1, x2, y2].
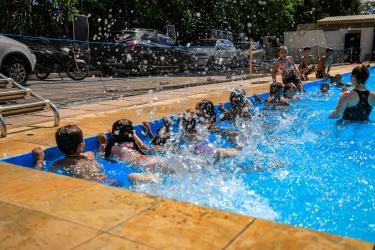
[0, 162, 373, 249]
[0, 64, 373, 249]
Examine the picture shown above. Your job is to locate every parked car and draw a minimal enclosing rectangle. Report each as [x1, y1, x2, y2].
[235, 41, 266, 66]
[103, 29, 191, 75]
[188, 39, 238, 70]
[0, 35, 36, 84]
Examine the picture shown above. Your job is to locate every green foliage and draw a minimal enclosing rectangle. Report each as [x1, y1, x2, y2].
[0, 0, 363, 42]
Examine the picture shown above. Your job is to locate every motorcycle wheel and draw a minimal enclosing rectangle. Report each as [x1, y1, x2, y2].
[66, 61, 89, 81]
[35, 70, 50, 80]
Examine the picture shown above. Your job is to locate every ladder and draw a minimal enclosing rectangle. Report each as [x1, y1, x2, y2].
[0, 73, 60, 137]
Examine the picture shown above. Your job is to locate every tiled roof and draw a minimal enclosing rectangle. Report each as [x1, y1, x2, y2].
[318, 14, 375, 25]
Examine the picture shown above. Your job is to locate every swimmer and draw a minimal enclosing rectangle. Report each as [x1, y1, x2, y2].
[220, 88, 252, 122]
[181, 110, 238, 163]
[195, 99, 239, 143]
[32, 125, 153, 185]
[329, 65, 375, 121]
[272, 46, 304, 92]
[105, 119, 175, 174]
[283, 82, 301, 100]
[142, 117, 173, 146]
[264, 82, 290, 107]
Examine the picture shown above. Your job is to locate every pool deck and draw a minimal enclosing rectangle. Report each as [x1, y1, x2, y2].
[0, 64, 373, 249]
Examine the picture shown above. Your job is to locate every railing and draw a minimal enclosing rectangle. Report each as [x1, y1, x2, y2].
[0, 73, 60, 137]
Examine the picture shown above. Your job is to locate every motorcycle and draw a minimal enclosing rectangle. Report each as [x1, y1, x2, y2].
[33, 45, 89, 81]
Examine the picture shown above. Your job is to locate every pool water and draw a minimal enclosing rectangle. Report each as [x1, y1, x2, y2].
[2, 69, 374, 242]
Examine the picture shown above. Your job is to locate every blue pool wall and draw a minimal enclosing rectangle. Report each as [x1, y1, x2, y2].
[0, 71, 353, 169]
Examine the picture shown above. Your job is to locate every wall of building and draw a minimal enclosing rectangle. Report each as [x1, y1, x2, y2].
[359, 27, 374, 61]
[284, 30, 327, 48]
[284, 27, 374, 62]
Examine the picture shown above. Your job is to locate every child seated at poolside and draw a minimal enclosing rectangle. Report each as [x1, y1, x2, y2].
[104, 119, 175, 174]
[272, 46, 304, 93]
[181, 110, 238, 163]
[32, 125, 154, 185]
[220, 88, 252, 122]
[142, 117, 173, 146]
[195, 99, 239, 140]
[299, 47, 316, 81]
[316, 48, 333, 79]
[264, 82, 290, 107]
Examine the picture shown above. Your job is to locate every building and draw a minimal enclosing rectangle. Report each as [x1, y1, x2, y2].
[284, 14, 375, 63]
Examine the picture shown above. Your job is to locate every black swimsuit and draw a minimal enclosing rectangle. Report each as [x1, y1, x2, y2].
[342, 89, 372, 121]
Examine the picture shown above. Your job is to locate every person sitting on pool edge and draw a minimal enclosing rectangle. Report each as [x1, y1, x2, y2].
[264, 82, 290, 107]
[32, 125, 156, 185]
[316, 48, 333, 79]
[329, 65, 375, 121]
[299, 46, 316, 81]
[272, 46, 304, 93]
[220, 88, 253, 122]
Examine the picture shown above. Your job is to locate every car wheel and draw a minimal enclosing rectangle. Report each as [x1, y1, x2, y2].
[230, 57, 238, 69]
[2, 58, 28, 84]
[137, 60, 148, 75]
[207, 57, 216, 72]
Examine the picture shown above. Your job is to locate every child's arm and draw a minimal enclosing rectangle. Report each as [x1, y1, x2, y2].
[299, 57, 305, 70]
[132, 132, 149, 150]
[271, 61, 278, 82]
[97, 132, 107, 152]
[32, 147, 45, 170]
[142, 122, 156, 140]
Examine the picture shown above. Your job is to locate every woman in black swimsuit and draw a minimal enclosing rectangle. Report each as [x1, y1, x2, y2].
[329, 65, 375, 121]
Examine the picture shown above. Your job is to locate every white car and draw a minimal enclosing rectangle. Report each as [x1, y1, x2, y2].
[188, 39, 238, 70]
[0, 36, 36, 84]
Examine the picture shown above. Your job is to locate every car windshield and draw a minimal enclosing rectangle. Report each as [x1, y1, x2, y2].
[198, 40, 216, 47]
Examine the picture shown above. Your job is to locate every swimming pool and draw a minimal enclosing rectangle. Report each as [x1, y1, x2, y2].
[1, 68, 374, 243]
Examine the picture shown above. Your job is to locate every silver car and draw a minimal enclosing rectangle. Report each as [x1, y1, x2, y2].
[188, 39, 238, 70]
[0, 36, 36, 84]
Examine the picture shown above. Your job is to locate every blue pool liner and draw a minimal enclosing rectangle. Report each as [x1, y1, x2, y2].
[0, 71, 353, 174]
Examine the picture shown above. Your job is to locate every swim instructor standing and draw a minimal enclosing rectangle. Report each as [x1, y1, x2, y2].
[329, 65, 375, 121]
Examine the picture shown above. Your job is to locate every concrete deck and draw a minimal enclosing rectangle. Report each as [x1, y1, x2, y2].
[0, 64, 373, 249]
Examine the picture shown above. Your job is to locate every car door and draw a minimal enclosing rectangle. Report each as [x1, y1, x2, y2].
[159, 35, 176, 67]
[216, 40, 226, 65]
[141, 32, 161, 68]
[224, 40, 236, 63]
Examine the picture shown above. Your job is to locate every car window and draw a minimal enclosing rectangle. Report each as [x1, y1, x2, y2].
[141, 32, 159, 43]
[217, 40, 226, 49]
[159, 35, 175, 46]
[225, 40, 234, 49]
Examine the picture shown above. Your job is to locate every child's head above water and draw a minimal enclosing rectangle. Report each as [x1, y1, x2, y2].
[326, 48, 333, 57]
[230, 88, 246, 107]
[181, 109, 197, 134]
[196, 99, 216, 123]
[105, 119, 143, 158]
[303, 46, 311, 56]
[277, 46, 288, 59]
[55, 125, 84, 156]
[351, 64, 369, 86]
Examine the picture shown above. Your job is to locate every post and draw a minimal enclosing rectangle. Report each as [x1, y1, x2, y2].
[249, 42, 253, 78]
